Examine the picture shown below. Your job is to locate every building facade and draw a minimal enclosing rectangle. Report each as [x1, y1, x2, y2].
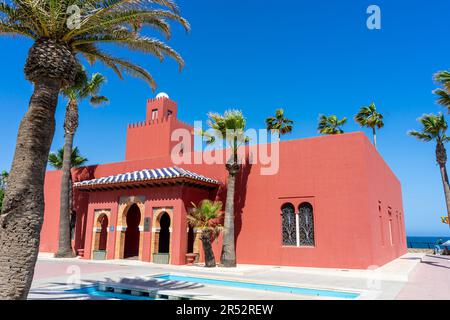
[40, 94, 407, 269]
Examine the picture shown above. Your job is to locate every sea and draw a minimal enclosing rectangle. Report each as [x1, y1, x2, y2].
[407, 236, 450, 249]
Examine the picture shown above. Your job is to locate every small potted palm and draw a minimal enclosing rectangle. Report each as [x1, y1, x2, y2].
[187, 200, 223, 268]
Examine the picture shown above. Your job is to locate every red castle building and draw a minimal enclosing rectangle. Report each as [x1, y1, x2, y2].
[41, 94, 407, 269]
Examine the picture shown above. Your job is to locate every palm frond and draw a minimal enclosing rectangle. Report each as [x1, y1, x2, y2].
[408, 130, 432, 142]
[409, 113, 448, 143]
[68, 9, 189, 40]
[48, 146, 88, 169]
[434, 70, 450, 92]
[207, 110, 249, 147]
[434, 89, 450, 109]
[0, 22, 35, 38]
[90, 95, 109, 105]
[187, 199, 223, 236]
[48, 151, 63, 169]
[75, 43, 157, 89]
[1, 0, 188, 90]
[355, 102, 384, 129]
[266, 108, 294, 137]
[318, 114, 346, 135]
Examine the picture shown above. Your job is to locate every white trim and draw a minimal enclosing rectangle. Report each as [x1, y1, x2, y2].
[117, 226, 127, 232]
[152, 227, 161, 232]
[138, 226, 144, 232]
[295, 213, 300, 247]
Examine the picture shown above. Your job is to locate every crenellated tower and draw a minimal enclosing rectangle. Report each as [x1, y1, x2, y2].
[125, 93, 194, 161]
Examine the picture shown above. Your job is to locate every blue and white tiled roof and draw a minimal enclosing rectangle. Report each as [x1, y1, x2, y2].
[74, 167, 220, 188]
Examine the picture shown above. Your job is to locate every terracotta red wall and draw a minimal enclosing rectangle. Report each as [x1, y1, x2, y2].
[41, 131, 406, 269]
[41, 170, 90, 254]
[203, 133, 405, 269]
[41, 171, 61, 253]
[82, 186, 192, 264]
[363, 139, 407, 266]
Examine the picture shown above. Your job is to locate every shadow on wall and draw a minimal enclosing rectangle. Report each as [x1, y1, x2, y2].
[72, 165, 98, 255]
[215, 157, 253, 259]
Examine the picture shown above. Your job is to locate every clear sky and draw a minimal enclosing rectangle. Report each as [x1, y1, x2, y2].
[0, 0, 449, 236]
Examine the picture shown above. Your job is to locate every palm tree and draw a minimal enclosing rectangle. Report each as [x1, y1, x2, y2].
[203, 110, 248, 267]
[355, 102, 384, 149]
[187, 200, 223, 268]
[0, 0, 189, 299]
[409, 113, 450, 229]
[55, 70, 107, 258]
[0, 171, 8, 212]
[317, 115, 347, 135]
[49, 146, 89, 257]
[265, 109, 293, 140]
[48, 147, 88, 170]
[433, 71, 450, 109]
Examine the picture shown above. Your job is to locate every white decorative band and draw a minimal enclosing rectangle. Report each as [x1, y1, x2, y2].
[117, 226, 127, 232]
[152, 227, 161, 232]
[139, 226, 144, 232]
[93, 227, 101, 233]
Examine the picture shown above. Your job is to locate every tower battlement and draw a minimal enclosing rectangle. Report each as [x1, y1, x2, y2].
[125, 94, 194, 161]
[127, 116, 173, 129]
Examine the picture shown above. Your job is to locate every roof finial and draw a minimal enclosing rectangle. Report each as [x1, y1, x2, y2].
[156, 92, 169, 99]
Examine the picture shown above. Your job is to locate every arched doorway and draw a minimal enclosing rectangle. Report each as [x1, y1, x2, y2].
[92, 211, 110, 260]
[124, 204, 141, 259]
[98, 215, 108, 251]
[70, 211, 77, 241]
[187, 226, 195, 254]
[151, 208, 174, 264]
[158, 212, 171, 254]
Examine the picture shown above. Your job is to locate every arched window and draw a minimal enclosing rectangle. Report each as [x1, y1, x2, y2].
[281, 203, 297, 246]
[298, 203, 315, 246]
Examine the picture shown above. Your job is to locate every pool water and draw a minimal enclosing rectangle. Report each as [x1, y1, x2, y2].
[155, 274, 360, 299]
[66, 286, 157, 300]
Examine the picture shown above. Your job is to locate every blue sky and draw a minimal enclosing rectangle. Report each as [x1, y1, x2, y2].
[0, 0, 449, 236]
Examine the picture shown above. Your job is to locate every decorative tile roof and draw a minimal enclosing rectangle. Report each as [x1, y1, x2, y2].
[74, 167, 220, 189]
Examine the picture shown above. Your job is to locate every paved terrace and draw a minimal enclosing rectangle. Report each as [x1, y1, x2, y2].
[29, 253, 449, 300]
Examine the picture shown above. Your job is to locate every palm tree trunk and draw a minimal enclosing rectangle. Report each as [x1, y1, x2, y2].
[0, 78, 61, 299]
[221, 161, 239, 267]
[69, 174, 74, 241]
[55, 130, 76, 258]
[373, 127, 377, 149]
[439, 165, 450, 229]
[201, 232, 216, 268]
[436, 142, 450, 229]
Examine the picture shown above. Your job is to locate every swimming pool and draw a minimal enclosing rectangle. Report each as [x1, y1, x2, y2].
[155, 274, 360, 299]
[66, 286, 158, 300]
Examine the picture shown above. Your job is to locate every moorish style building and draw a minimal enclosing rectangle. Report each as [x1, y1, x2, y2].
[40, 94, 407, 269]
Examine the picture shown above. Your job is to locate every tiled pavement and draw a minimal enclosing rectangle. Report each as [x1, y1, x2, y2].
[28, 253, 449, 300]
